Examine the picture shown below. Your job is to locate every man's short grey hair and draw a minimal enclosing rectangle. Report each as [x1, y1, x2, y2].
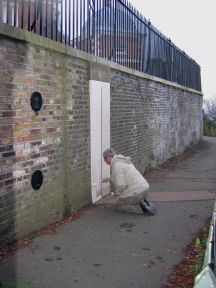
[103, 148, 115, 159]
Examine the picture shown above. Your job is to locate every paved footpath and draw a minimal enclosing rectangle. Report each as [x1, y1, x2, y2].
[0, 137, 216, 288]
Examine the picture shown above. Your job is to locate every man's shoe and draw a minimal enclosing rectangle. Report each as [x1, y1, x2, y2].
[140, 199, 157, 216]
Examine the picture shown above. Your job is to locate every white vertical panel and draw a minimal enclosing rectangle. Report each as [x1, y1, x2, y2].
[90, 80, 110, 203]
[101, 83, 110, 197]
[90, 80, 102, 203]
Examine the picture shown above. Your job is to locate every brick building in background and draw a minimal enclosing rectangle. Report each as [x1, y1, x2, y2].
[78, 1, 170, 75]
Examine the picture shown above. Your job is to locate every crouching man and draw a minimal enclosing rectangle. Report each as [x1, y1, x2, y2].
[102, 148, 157, 215]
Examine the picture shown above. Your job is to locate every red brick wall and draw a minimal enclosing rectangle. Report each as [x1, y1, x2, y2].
[0, 33, 91, 245]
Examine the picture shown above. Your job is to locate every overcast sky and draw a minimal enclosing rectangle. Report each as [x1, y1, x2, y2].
[129, 0, 215, 100]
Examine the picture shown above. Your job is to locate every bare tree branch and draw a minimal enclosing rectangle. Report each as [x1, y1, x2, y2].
[204, 96, 216, 124]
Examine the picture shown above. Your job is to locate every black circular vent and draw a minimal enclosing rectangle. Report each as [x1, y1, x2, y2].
[31, 170, 43, 190]
[30, 91, 43, 112]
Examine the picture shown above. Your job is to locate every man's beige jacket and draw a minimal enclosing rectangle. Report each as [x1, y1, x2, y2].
[110, 155, 149, 199]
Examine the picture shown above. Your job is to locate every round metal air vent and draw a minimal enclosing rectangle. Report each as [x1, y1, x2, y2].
[30, 91, 43, 112]
[31, 170, 43, 190]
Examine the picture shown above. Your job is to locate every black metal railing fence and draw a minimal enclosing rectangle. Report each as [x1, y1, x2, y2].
[0, 0, 201, 91]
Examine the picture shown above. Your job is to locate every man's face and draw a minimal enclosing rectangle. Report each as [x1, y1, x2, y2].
[104, 156, 112, 166]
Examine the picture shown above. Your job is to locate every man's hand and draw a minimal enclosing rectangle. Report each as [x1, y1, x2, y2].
[102, 177, 109, 183]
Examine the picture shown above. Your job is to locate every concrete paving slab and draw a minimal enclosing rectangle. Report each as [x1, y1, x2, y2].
[97, 190, 216, 204]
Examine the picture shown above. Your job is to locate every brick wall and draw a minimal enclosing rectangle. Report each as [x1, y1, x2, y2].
[110, 70, 203, 172]
[0, 25, 203, 245]
[0, 34, 91, 245]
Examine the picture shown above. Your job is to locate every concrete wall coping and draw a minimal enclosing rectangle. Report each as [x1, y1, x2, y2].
[0, 23, 203, 96]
